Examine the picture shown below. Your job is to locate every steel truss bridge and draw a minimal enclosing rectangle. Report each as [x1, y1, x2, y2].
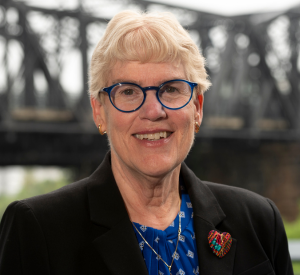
[1, 0, 300, 166]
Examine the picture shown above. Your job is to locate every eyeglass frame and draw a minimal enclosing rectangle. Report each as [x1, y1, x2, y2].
[99, 79, 198, 113]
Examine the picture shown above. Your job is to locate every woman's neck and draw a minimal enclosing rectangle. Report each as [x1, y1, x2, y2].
[111, 154, 181, 230]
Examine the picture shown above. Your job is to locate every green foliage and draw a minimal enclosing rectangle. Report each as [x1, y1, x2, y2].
[0, 168, 71, 220]
[284, 216, 300, 239]
[293, 262, 300, 275]
[283, 201, 300, 274]
[283, 201, 300, 239]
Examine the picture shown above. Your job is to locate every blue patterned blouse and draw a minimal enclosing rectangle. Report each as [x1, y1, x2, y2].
[132, 184, 199, 275]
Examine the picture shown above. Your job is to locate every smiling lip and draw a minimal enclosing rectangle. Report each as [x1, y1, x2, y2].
[133, 130, 173, 141]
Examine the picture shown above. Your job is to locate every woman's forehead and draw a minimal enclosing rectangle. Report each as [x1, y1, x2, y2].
[109, 61, 186, 85]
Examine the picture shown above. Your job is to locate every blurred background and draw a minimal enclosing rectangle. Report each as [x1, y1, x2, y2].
[0, 0, 300, 271]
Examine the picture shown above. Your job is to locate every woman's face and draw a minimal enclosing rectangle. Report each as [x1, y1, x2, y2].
[91, 61, 203, 178]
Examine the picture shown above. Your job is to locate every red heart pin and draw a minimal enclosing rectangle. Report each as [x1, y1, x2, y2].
[208, 230, 232, 258]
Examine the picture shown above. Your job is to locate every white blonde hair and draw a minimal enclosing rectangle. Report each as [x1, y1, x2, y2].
[89, 10, 211, 99]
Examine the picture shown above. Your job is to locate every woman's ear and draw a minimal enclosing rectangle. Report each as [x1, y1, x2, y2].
[90, 96, 106, 130]
[194, 94, 204, 126]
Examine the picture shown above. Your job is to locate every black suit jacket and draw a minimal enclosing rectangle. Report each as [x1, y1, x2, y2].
[0, 152, 293, 275]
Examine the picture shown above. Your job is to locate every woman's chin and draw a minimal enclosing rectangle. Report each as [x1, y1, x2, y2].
[131, 154, 181, 178]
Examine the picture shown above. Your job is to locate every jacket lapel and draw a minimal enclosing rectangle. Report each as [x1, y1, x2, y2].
[92, 217, 149, 275]
[181, 163, 237, 275]
[87, 153, 148, 275]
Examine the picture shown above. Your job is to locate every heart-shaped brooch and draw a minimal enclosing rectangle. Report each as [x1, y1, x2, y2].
[208, 230, 232, 258]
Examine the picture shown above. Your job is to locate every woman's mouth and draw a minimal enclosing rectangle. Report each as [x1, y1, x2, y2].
[134, 131, 172, 141]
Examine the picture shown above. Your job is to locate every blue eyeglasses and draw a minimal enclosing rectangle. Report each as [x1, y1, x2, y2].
[100, 79, 197, 113]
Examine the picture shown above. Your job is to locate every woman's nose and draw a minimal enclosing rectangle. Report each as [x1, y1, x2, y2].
[138, 90, 167, 121]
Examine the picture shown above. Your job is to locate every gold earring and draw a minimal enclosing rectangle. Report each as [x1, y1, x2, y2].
[98, 124, 106, 135]
[195, 122, 200, 133]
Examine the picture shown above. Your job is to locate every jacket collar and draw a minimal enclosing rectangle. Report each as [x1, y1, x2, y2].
[87, 152, 128, 228]
[87, 152, 236, 275]
[87, 152, 148, 274]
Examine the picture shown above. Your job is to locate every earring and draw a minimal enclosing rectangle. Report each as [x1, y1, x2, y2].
[195, 122, 200, 133]
[98, 124, 106, 135]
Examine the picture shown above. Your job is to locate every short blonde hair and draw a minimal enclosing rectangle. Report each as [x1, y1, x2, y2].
[89, 10, 211, 99]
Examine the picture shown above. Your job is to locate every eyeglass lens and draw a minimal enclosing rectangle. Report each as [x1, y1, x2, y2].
[110, 81, 192, 112]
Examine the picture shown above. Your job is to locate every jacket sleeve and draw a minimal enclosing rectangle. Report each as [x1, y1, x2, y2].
[0, 201, 51, 275]
[267, 199, 294, 275]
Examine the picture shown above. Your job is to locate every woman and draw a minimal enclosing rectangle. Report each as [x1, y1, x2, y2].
[0, 10, 293, 275]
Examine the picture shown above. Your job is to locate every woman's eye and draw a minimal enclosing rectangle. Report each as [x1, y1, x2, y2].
[121, 89, 134, 95]
[163, 86, 178, 93]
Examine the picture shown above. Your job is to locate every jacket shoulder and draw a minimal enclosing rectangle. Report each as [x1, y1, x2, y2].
[202, 180, 275, 220]
[11, 177, 90, 224]
[203, 181, 270, 206]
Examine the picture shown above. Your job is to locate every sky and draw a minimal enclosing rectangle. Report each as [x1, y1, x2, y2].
[19, 0, 300, 16]
[154, 0, 300, 15]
